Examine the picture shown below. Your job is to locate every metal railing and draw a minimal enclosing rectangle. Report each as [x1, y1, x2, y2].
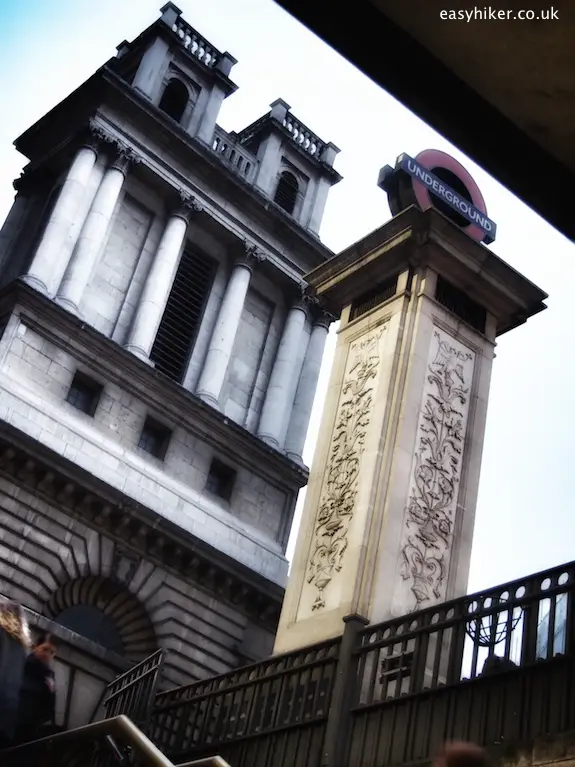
[145, 560, 575, 767]
[103, 649, 165, 733]
[150, 637, 340, 765]
[1, 715, 230, 767]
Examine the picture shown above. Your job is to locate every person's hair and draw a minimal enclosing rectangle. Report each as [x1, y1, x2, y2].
[436, 742, 490, 767]
[33, 631, 57, 649]
[0, 600, 32, 648]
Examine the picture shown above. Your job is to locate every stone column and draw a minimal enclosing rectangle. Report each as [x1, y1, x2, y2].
[284, 309, 332, 463]
[23, 136, 99, 296]
[257, 291, 308, 449]
[55, 147, 135, 314]
[125, 194, 201, 361]
[196, 243, 265, 408]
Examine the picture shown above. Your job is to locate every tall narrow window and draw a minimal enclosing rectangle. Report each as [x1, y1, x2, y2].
[274, 171, 299, 215]
[158, 79, 189, 123]
[150, 248, 216, 383]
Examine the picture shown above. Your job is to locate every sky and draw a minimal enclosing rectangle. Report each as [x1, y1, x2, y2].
[0, 0, 573, 595]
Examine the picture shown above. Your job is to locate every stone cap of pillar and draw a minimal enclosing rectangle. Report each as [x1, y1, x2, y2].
[269, 99, 291, 122]
[320, 142, 341, 168]
[174, 191, 203, 222]
[160, 2, 182, 27]
[115, 40, 130, 59]
[237, 240, 266, 269]
[109, 145, 141, 175]
[312, 304, 337, 329]
[216, 52, 238, 77]
[85, 120, 141, 173]
[285, 283, 317, 314]
[305, 205, 548, 337]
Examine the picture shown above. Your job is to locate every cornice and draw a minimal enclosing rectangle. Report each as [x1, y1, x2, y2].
[0, 420, 283, 633]
[0, 281, 309, 490]
[305, 206, 547, 335]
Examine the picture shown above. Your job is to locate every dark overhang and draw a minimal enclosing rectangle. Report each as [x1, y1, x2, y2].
[274, 0, 575, 242]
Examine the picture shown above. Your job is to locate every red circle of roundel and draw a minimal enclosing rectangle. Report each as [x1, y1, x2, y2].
[413, 149, 488, 243]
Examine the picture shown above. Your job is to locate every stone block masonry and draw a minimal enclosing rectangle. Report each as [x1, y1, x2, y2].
[79, 194, 155, 338]
[0, 311, 293, 586]
[0, 473, 267, 687]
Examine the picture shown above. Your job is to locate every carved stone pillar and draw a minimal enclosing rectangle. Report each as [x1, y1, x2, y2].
[125, 193, 201, 362]
[273, 207, 546, 655]
[196, 242, 265, 408]
[55, 145, 136, 314]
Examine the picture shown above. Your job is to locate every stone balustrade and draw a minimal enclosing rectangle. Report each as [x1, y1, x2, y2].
[282, 112, 324, 159]
[212, 127, 259, 183]
[171, 17, 221, 68]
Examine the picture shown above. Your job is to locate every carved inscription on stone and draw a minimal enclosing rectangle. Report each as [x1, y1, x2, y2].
[307, 328, 385, 611]
[399, 328, 475, 610]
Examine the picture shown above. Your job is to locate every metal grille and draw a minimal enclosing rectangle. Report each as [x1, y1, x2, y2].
[150, 638, 339, 765]
[146, 561, 575, 767]
[349, 275, 398, 320]
[103, 650, 165, 731]
[435, 275, 487, 333]
[150, 247, 216, 383]
[274, 171, 299, 214]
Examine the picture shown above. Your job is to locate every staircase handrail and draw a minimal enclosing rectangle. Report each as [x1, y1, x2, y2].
[1, 714, 231, 767]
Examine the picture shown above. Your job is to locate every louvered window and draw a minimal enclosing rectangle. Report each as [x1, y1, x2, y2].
[150, 248, 216, 383]
[435, 276, 486, 333]
[349, 275, 398, 320]
[274, 171, 299, 215]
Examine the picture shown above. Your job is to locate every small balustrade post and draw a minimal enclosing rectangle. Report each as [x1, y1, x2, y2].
[322, 614, 368, 767]
[160, 2, 182, 28]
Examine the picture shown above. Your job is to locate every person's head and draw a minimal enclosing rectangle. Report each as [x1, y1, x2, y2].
[32, 632, 57, 664]
[435, 742, 490, 767]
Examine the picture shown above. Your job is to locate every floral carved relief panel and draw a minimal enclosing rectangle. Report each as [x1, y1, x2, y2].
[307, 327, 385, 611]
[399, 327, 475, 611]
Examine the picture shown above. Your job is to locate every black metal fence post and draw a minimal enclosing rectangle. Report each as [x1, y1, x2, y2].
[322, 614, 369, 767]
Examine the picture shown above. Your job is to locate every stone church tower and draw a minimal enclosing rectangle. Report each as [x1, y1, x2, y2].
[0, 2, 340, 725]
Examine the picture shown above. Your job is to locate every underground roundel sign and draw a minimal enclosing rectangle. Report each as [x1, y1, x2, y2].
[378, 149, 497, 245]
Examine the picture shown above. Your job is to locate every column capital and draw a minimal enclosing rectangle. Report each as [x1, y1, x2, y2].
[174, 191, 203, 223]
[85, 121, 140, 173]
[85, 119, 117, 152]
[237, 240, 266, 269]
[312, 306, 336, 329]
[288, 283, 317, 313]
[109, 145, 140, 175]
